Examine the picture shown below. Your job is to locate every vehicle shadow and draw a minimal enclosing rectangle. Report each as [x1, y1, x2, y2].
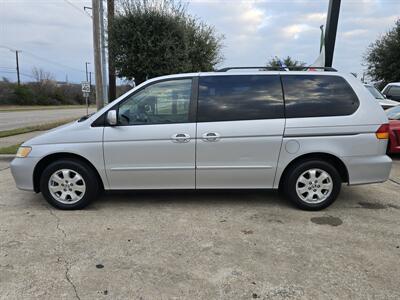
[389, 153, 400, 161]
[93, 189, 294, 210]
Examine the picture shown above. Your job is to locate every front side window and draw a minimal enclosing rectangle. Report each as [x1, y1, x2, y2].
[118, 79, 192, 125]
[282, 75, 359, 118]
[197, 75, 284, 122]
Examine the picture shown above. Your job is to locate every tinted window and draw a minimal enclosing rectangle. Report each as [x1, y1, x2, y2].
[388, 86, 400, 97]
[118, 79, 192, 125]
[197, 75, 284, 122]
[282, 75, 359, 118]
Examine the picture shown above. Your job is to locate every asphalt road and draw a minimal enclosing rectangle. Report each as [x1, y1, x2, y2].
[0, 107, 96, 131]
[0, 157, 399, 299]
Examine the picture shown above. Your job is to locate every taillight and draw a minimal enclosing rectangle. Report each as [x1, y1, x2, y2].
[376, 124, 389, 139]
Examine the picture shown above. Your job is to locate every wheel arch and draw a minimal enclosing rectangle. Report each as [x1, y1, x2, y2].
[33, 152, 104, 193]
[278, 152, 349, 189]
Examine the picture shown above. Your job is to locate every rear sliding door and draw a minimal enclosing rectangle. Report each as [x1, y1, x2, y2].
[195, 74, 285, 188]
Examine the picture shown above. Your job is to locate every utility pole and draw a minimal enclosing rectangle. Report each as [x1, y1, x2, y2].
[92, 0, 104, 110]
[0, 46, 20, 85]
[15, 50, 20, 86]
[325, 0, 341, 68]
[100, 0, 108, 104]
[107, 0, 116, 101]
[89, 71, 93, 105]
[85, 62, 90, 82]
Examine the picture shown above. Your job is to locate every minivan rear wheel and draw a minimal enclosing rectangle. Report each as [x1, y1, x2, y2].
[283, 160, 341, 210]
[40, 159, 99, 210]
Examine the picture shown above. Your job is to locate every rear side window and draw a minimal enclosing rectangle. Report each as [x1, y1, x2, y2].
[197, 75, 284, 122]
[387, 86, 400, 97]
[282, 75, 359, 118]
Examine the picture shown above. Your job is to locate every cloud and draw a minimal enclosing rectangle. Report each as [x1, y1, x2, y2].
[304, 12, 327, 22]
[1, 0, 399, 82]
[342, 29, 369, 39]
[282, 24, 315, 40]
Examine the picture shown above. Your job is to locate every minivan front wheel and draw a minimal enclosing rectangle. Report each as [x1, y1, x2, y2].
[283, 160, 341, 210]
[40, 159, 99, 210]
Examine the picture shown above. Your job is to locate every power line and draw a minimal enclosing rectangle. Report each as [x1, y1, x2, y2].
[63, 0, 92, 18]
[0, 46, 14, 52]
[0, 70, 35, 79]
[22, 51, 87, 73]
[1, 44, 87, 74]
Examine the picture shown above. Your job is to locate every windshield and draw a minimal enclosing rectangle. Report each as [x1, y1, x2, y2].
[365, 85, 385, 100]
[386, 106, 400, 120]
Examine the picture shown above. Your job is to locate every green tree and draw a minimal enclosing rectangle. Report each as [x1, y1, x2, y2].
[365, 19, 400, 87]
[266, 56, 307, 69]
[109, 0, 223, 84]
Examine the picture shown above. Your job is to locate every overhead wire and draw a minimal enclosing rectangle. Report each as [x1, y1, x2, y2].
[0, 70, 36, 79]
[63, 0, 92, 18]
[22, 51, 87, 74]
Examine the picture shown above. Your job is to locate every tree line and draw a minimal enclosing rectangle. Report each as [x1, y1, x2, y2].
[0, 68, 130, 106]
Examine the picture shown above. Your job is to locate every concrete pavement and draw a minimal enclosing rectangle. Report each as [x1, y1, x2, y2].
[0, 107, 95, 131]
[0, 158, 399, 299]
[0, 131, 46, 148]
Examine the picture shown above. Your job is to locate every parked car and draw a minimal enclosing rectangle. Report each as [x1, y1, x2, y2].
[386, 105, 400, 154]
[364, 84, 399, 110]
[11, 69, 392, 211]
[382, 82, 400, 102]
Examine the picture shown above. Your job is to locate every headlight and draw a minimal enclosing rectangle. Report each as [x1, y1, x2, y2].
[16, 146, 32, 158]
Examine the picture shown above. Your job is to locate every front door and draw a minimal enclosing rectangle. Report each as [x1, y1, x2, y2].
[195, 74, 285, 188]
[103, 78, 196, 189]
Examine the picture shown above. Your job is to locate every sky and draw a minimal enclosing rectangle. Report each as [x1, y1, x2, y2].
[0, 0, 399, 83]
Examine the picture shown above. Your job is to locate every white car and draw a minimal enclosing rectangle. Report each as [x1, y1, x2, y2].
[364, 84, 399, 110]
[382, 82, 400, 102]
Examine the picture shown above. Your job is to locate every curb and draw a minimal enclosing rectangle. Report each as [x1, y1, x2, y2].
[0, 154, 15, 162]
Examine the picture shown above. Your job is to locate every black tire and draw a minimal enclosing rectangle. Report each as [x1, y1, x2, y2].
[40, 159, 99, 210]
[282, 160, 341, 211]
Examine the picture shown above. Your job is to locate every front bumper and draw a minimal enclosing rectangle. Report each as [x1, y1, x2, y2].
[342, 155, 392, 185]
[10, 157, 41, 191]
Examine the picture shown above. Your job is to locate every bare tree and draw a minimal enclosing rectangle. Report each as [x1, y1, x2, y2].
[31, 67, 55, 84]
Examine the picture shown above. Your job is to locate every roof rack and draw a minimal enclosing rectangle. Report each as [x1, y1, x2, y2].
[216, 66, 337, 72]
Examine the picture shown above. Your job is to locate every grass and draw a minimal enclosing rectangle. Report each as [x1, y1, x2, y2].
[0, 118, 76, 138]
[0, 144, 20, 155]
[0, 105, 94, 112]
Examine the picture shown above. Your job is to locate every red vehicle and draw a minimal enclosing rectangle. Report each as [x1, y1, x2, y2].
[386, 106, 400, 154]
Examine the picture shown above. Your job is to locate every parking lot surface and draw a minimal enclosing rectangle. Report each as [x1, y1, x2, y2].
[0, 158, 399, 299]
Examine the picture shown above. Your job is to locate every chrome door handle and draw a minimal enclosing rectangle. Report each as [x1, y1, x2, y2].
[171, 133, 191, 143]
[202, 132, 221, 142]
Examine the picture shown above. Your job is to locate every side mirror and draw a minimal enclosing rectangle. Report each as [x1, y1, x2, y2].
[106, 110, 117, 126]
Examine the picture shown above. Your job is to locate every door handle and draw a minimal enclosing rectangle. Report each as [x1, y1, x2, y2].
[171, 133, 191, 143]
[202, 132, 221, 142]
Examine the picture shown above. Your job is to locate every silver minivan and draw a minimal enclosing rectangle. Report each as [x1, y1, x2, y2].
[11, 69, 392, 210]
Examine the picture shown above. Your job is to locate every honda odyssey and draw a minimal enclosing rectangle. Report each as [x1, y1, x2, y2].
[11, 68, 392, 210]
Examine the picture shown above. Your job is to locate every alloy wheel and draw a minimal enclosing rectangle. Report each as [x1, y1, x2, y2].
[48, 169, 86, 204]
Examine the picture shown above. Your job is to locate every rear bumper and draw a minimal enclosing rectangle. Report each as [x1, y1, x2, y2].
[10, 157, 40, 191]
[342, 155, 392, 185]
